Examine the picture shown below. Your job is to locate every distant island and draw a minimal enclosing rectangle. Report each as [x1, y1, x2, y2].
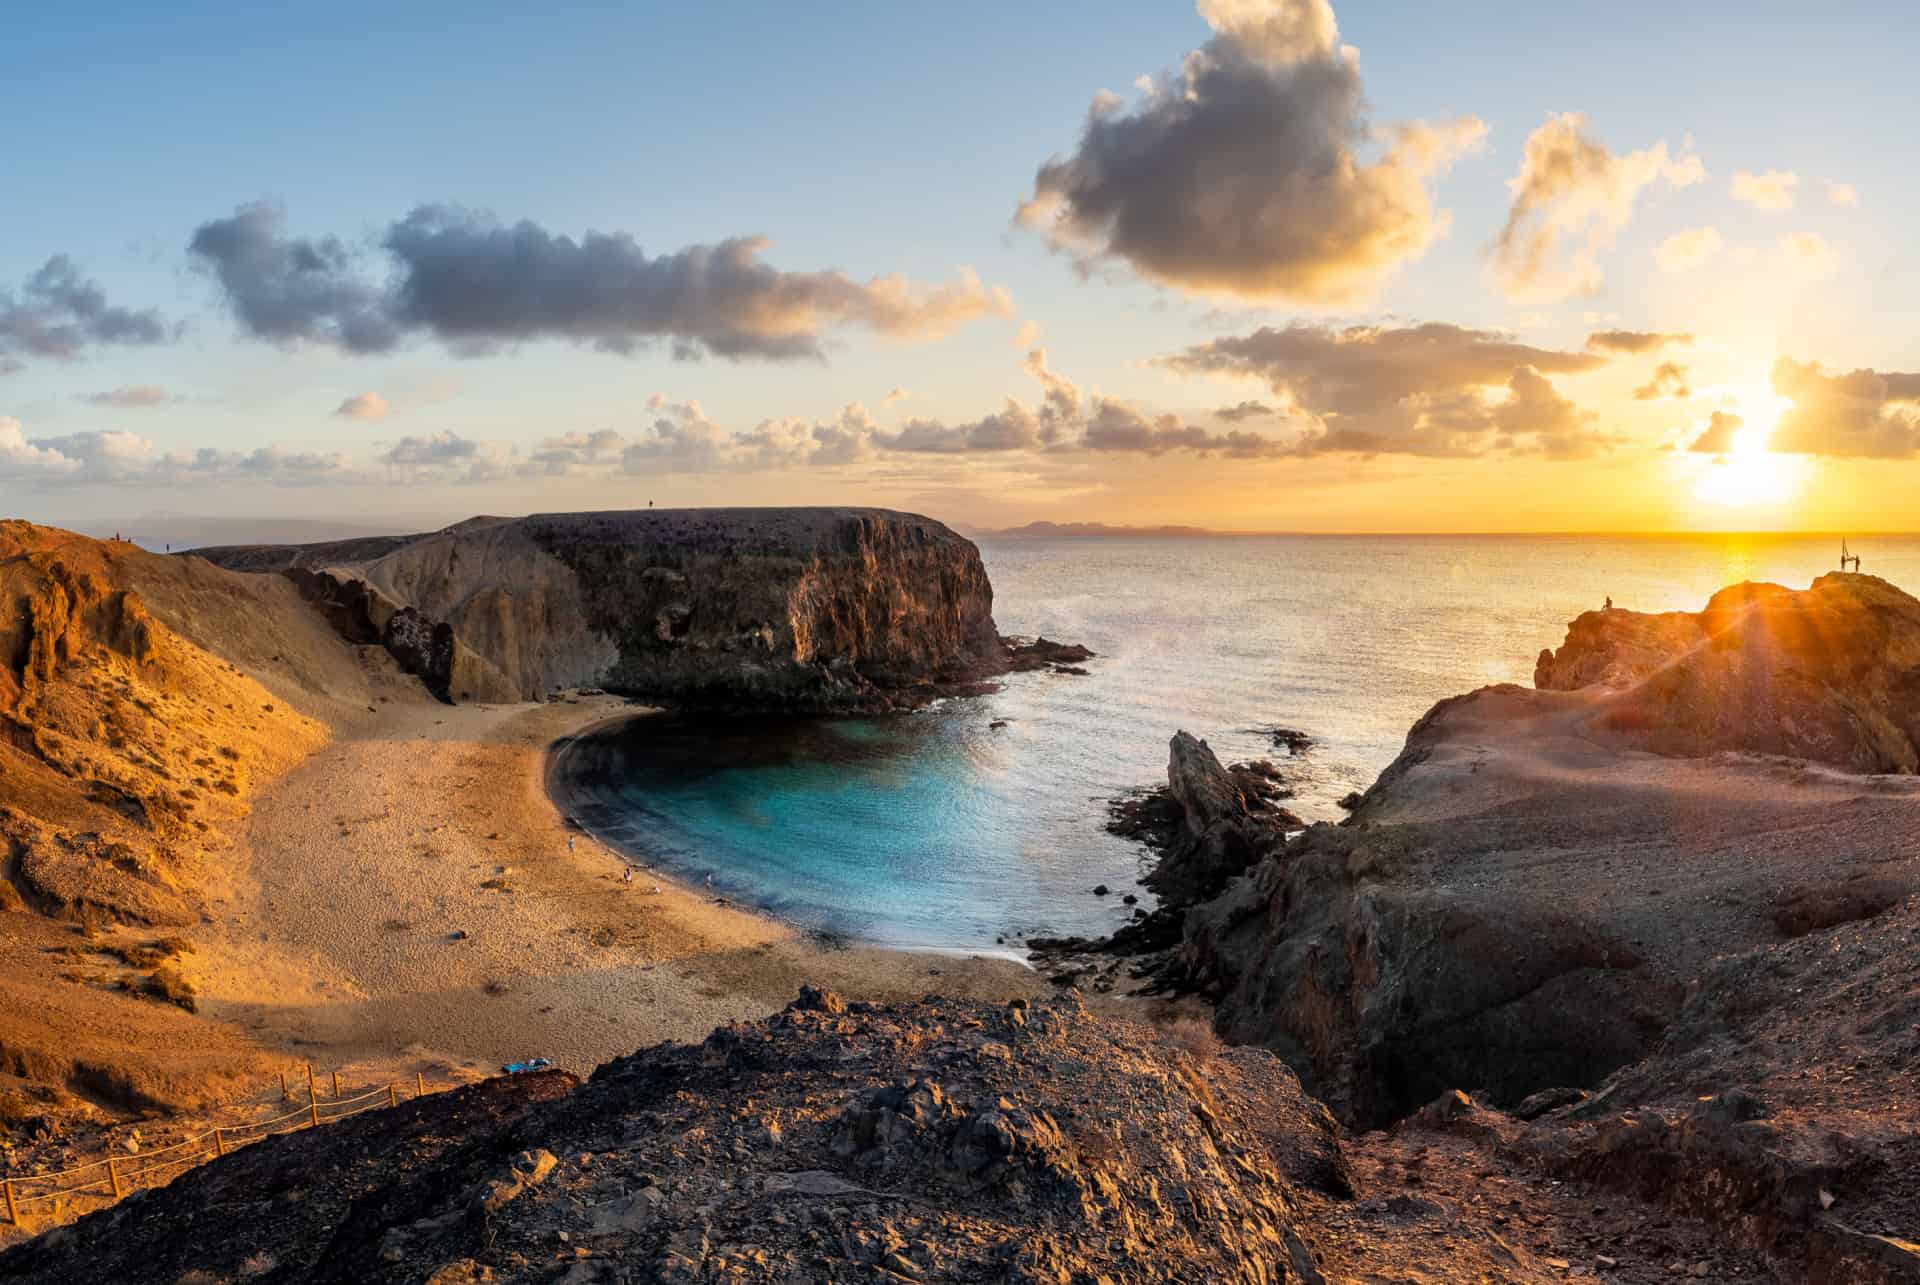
[974, 520, 1226, 539]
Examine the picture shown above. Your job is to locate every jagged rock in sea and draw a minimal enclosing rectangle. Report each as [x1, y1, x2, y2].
[0, 992, 1359, 1284]
[194, 508, 1042, 713]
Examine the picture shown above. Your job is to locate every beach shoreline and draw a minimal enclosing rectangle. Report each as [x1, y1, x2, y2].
[196, 694, 1042, 1088]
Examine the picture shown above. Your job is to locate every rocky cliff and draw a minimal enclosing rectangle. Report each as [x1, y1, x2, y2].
[1534, 572, 1920, 772]
[196, 508, 1016, 712]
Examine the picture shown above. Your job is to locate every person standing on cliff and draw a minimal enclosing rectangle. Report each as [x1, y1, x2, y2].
[1604, 596, 1613, 611]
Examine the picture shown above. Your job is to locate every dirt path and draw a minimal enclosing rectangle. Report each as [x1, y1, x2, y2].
[195, 697, 1039, 1085]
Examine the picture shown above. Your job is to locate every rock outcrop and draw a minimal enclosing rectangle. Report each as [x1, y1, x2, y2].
[0, 992, 1370, 1284]
[197, 508, 1031, 712]
[1140, 732, 1298, 907]
[1534, 572, 1920, 772]
[1170, 577, 1920, 1137]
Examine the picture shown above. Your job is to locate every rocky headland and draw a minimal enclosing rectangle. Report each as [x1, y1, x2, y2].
[1063, 572, 1920, 1279]
[195, 508, 1086, 713]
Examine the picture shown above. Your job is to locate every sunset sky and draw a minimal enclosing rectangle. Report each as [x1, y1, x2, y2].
[3, 0, 1915, 535]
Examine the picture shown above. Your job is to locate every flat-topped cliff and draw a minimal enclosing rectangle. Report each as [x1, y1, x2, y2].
[195, 508, 1013, 712]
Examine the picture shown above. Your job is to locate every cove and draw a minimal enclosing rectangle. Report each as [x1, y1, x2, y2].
[549, 704, 1153, 952]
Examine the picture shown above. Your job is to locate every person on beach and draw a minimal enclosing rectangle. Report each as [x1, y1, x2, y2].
[567, 835, 575, 852]
[622, 867, 634, 885]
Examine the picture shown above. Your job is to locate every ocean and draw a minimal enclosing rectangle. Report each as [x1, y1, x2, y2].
[555, 533, 1920, 953]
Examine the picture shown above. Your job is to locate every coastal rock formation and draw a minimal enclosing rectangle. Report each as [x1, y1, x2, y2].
[1131, 576, 1920, 1277]
[1534, 572, 1920, 772]
[0, 992, 1370, 1284]
[1139, 732, 1299, 907]
[198, 508, 1031, 712]
[1163, 575, 1920, 1131]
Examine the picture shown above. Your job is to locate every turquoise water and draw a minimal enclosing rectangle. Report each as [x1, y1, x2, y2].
[557, 534, 1920, 951]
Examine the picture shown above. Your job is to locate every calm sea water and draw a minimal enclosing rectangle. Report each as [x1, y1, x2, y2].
[558, 534, 1920, 952]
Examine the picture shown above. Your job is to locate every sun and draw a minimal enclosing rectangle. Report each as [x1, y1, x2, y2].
[1690, 385, 1806, 510]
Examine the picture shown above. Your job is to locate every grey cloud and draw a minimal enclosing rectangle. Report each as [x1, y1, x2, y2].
[79, 385, 183, 409]
[190, 202, 1011, 362]
[1082, 401, 1293, 456]
[1017, 0, 1482, 303]
[881, 402, 1048, 454]
[1587, 329, 1692, 355]
[1769, 358, 1920, 457]
[1160, 321, 1602, 413]
[1634, 361, 1691, 401]
[0, 256, 175, 362]
[1689, 411, 1743, 454]
[1492, 366, 1613, 460]
[1213, 400, 1277, 422]
[188, 204, 402, 353]
[1162, 321, 1609, 458]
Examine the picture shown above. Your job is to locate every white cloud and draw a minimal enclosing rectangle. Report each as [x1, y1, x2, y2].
[1730, 169, 1798, 211]
[1654, 226, 1724, 273]
[1827, 181, 1859, 208]
[333, 391, 391, 421]
[1492, 113, 1705, 301]
[1777, 231, 1838, 279]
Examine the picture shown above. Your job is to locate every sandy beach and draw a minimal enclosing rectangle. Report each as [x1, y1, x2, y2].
[195, 696, 1041, 1086]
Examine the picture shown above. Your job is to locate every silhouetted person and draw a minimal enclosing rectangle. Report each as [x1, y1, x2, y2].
[1603, 596, 1613, 611]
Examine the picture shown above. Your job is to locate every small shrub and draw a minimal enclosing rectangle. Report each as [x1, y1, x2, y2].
[479, 876, 513, 893]
[482, 978, 510, 996]
[146, 965, 198, 1013]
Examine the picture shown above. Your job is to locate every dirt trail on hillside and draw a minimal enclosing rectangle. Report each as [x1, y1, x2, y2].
[198, 698, 1039, 1085]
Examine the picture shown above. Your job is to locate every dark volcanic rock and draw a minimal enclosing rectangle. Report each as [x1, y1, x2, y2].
[1131, 732, 1299, 909]
[0, 993, 1352, 1284]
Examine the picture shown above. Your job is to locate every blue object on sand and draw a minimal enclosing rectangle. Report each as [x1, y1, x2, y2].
[501, 1058, 553, 1074]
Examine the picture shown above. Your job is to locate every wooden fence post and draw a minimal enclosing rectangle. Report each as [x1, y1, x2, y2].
[388, 1084, 397, 1108]
[214, 1129, 226, 1157]
[4, 1178, 17, 1225]
[279, 1072, 287, 1100]
[331, 1071, 340, 1098]
[417, 1071, 425, 1098]
[308, 1065, 320, 1127]
[108, 1157, 122, 1199]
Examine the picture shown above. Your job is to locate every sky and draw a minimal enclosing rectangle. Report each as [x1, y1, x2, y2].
[3, 0, 1917, 535]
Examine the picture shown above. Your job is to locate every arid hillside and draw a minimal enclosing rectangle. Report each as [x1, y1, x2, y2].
[0, 520, 414, 1118]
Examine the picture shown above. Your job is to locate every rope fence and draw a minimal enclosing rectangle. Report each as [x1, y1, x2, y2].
[2, 1065, 436, 1227]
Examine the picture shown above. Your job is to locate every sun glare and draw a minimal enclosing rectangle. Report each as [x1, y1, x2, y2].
[1690, 384, 1805, 510]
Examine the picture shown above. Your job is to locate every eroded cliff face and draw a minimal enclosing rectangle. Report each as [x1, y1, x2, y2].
[200, 508, 1007, 712]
